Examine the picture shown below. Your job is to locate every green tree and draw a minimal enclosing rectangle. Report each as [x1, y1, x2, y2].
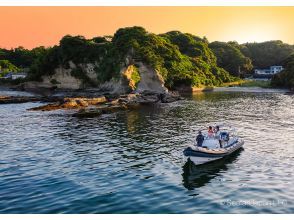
[161, 31, 216, 64]
[113, 27, 235, 88]
[271, 54, 294, 89]
[209, 41, 253, 77]
[0, 60, 19, 76]
[241, 40, 294, 68]
[22, 26, 237, 88]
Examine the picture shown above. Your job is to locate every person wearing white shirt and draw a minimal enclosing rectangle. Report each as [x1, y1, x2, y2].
[214, 126, 222, 148]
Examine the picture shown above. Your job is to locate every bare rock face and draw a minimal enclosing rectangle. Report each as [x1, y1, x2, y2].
[23, 54, 169, 97]
[113, 54, 168, 95]
[44, 68, 81, 90]
[114, 65, 137, 94]
[135, 62, 168, 94]
[78, 63, 98, 83]
[25, 61, 100, 91]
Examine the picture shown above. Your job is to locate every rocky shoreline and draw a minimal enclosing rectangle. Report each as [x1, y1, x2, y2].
[28, 91, 183, 117]
[0, 87, 183, 118]
[0, 95, 63, 104]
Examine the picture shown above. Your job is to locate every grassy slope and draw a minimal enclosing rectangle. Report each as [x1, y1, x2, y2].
[194, 79, 272, 89]
[237, 80, 272, 88]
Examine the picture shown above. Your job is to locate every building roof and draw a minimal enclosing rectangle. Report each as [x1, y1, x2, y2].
[270, 66, 283, 68]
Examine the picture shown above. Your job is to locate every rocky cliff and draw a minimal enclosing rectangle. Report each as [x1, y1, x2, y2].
[24, 57, 169, 95]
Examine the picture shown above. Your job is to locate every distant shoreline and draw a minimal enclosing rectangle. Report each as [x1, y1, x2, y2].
[176, 79, 290, 94]
[212, 86, 289, 93]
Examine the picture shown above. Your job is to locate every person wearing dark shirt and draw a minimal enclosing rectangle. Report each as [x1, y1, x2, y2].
[196, 131, 205, 147]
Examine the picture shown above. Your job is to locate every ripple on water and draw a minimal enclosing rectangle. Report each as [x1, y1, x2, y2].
[0, 91, 293, 213]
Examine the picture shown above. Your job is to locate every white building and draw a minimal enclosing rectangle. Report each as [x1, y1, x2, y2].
[12, 73, 27, 80]
[254, 66, 283, 75]
[3, 72, 27, 80]
[270, 66, 284, 74]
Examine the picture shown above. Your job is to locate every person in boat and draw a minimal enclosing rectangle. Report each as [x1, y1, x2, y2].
[196, 131, 205, 147]
[207, 126, 214, 138]
[214, 126, 222, 148]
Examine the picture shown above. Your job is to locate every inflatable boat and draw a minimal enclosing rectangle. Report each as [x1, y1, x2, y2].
[183, 126, 244, 165]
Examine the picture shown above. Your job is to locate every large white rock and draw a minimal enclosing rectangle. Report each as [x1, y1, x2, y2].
[135, 62, 168, 94]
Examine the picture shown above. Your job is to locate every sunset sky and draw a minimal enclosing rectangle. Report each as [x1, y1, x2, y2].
[0, 7, 293, 49]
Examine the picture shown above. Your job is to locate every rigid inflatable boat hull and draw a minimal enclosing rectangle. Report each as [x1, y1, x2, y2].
[184, 140, 244, 165]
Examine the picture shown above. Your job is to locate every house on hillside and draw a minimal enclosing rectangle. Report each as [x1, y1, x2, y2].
[254, 66, 283, 78]
[2, 72, 27, 80]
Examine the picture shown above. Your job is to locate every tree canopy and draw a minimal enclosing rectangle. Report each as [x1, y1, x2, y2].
[112, 27, 234, 88]
[240, 40, 294, 69]
[0, 60, 19, 77]
[209, 41, 253, 77]
[161, 31, 216, 64]
[271, 53, 294, 89]
[0, 47, 41, 68]
[2, 26, 294, 89]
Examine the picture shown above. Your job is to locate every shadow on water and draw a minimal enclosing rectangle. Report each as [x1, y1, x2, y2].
[182, 149, 243, 190]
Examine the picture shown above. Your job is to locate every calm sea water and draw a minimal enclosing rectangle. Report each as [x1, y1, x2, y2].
[0, 89, 293, 213]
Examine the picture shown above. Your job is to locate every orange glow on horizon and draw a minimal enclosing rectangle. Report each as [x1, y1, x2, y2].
[0, 7, 293, 49]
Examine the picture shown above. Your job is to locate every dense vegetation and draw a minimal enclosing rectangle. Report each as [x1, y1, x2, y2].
[271, 54, 294, 89]
[1, 27, 293, 89]
[112, 27, 235, 88]
[28, 35, 121, 84]
[0, 60, 19, 77]
[0, 46, 46, 68]
[21, 27, 236, 88]
[240, 41, 294, 68]
[209, 41, 253, 77]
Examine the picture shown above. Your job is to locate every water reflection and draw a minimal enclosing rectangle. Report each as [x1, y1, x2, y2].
[187, 91, 254, 102]
[1, 88, 293, 213]
[182, 149, 243, 190]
